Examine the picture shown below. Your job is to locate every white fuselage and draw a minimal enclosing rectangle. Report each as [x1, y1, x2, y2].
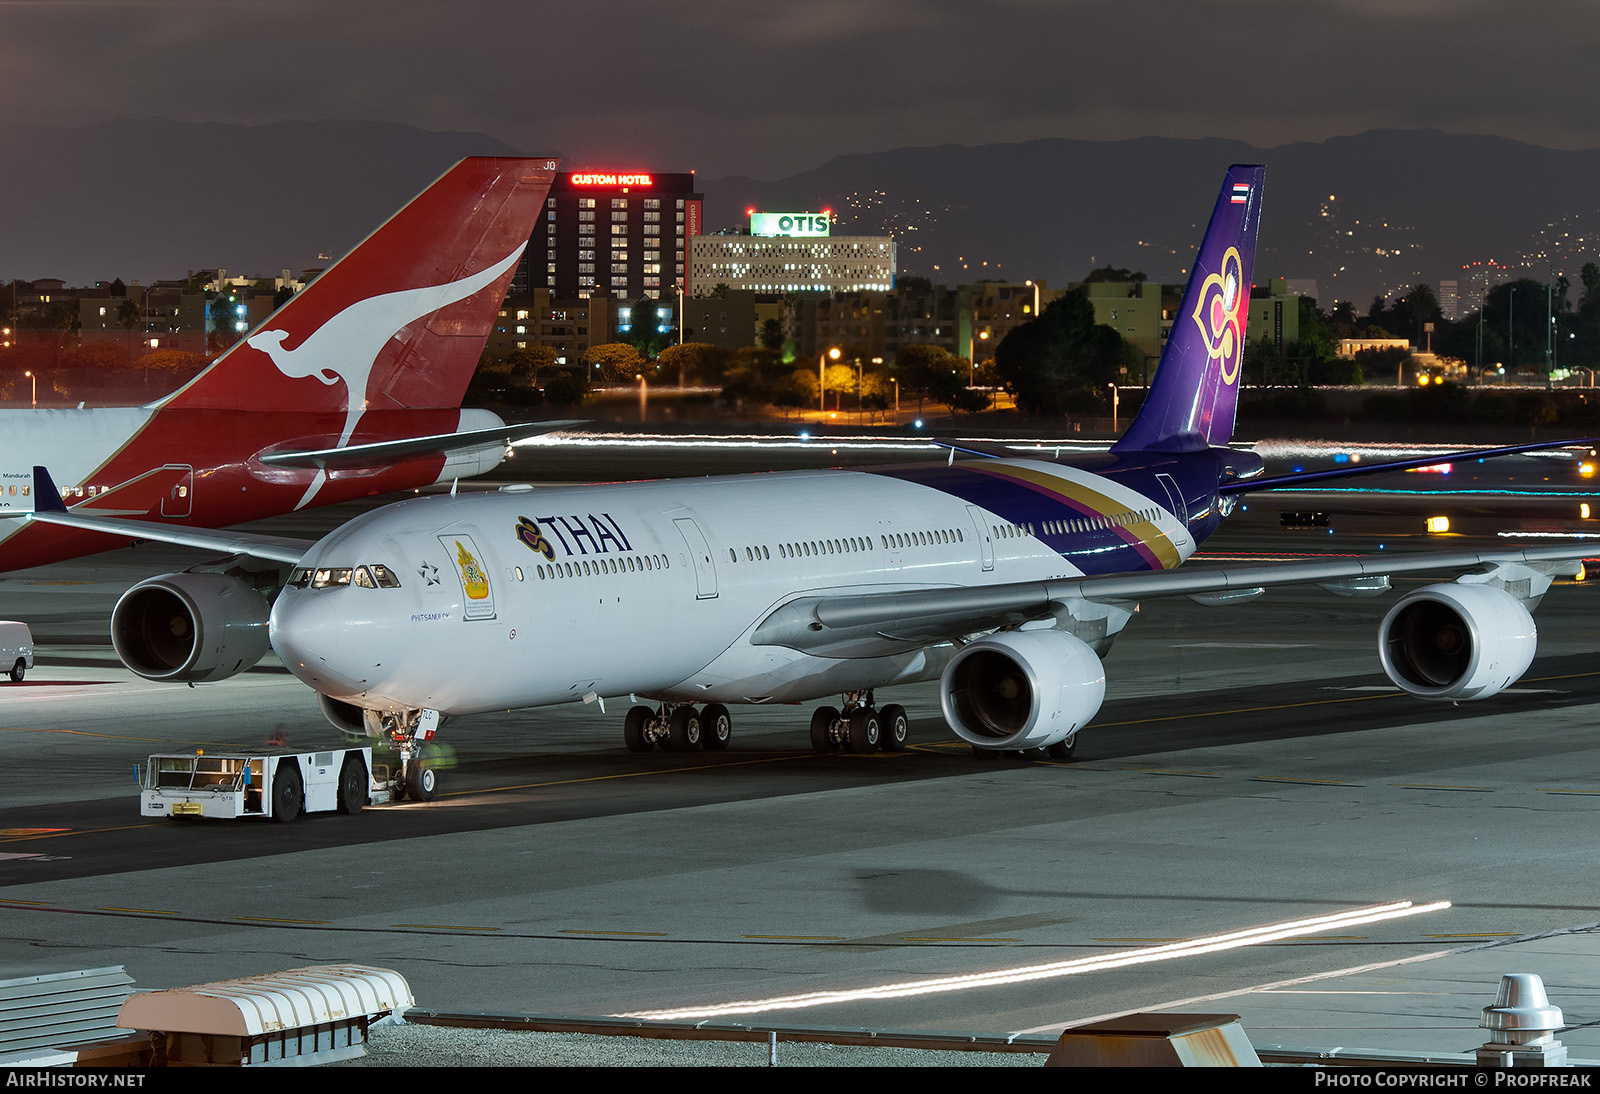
[269, 461, 1196, 716]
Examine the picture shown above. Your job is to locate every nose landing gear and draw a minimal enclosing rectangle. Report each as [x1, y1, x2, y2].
[381, 708, 440, 802]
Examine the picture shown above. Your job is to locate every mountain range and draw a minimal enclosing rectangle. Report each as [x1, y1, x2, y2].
[3, 120, 1596, 309]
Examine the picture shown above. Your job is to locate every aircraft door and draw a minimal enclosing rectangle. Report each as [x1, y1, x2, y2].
[160, 465, 193, 518]
[965, 505, 994, 571]
[1155, 473, 1187, 527]
[672, 517, 718, 599]
[437, 531, 496, 620]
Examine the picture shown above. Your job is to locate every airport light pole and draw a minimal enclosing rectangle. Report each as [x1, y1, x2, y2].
[1107, 382, 1119, 432]
[820, 347, 839, 414]
[24, 370, 34, 408]
[1508, 286, 1516, 377]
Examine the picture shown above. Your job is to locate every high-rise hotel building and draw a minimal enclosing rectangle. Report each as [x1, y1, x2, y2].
[516, 171, 704, 301]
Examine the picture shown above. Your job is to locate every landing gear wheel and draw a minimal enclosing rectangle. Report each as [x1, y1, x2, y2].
[878, 705, 909, 752]
[668, 706, 702, 751]
[407, 763, 437, 802]
[335, 754, 367, 815]
[1047, 735, 1079, 761]
[810, 706, 840, 753]
[271, 762, 303, 823]
[971, 745, 999, 761]
[701, 704, 732, 751]
[624, 706, 654, 753]
[847, 709, 881, 753]
[8, 660, 23, 683]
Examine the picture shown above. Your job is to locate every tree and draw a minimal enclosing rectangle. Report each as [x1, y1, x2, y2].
[770, 368, 817, 419]
[1082, 266, 1146, 285]
[543, 370, 588, 407]
[992, 289, 1131, 416]
[506, 345, 559, 391]
[117, 297, 142, 353]
[626, 296, 671, 360]
[582, 342, 644, 384]
[823, 363, 856, 410]
[656, 342, 725, 387]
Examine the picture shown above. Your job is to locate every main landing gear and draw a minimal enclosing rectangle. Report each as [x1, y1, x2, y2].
[809, 692, 909, 755]
[623, 703, 733, 753]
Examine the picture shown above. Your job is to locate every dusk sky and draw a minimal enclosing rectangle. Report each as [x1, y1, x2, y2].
[5, 0, 1598, 180]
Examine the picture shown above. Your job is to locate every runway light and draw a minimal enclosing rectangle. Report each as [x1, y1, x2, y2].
[1425, 516, 1450, 533]
[613, 900, 1451, 1021]
[1583, 503, 1592, 520]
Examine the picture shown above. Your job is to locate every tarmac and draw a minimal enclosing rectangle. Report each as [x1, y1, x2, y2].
[346, 927, 1600, 1066]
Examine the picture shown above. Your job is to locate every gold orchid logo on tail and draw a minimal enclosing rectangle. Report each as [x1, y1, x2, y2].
[1190, 245, 1247, 386]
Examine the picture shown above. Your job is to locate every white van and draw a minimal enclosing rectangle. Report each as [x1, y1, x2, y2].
[0, 622, 34, 682]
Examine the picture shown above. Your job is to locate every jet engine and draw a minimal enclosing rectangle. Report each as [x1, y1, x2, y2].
[318, 694, 383, 737]
[1378, 583, 1536, 701]
[111, 573, 270, 683]
[939, 630, 1106, 750]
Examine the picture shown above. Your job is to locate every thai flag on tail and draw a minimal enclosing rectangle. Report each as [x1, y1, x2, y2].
[1231, 182, 1251, 204]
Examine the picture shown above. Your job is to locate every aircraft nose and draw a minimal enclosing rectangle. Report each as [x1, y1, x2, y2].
[270, 589, 367, 695]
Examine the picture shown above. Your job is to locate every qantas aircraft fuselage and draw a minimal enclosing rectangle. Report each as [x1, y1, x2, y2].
[0, 406, 508, 571]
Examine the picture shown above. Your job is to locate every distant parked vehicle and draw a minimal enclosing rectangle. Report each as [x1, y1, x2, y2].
[0, 621, 33, 682]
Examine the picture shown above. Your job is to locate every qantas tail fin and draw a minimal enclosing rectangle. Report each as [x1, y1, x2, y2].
[163, 157, 557, 427]
[1111, 164, 1265, 454]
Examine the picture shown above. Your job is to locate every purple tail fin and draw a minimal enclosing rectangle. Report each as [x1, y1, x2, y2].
[1112, 165, 1265, 453]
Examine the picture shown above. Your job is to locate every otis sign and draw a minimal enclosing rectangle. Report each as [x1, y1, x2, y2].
[751, 212, 831, 238]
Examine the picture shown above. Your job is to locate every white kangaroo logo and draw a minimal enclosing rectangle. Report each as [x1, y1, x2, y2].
[248, 243, 525, 508]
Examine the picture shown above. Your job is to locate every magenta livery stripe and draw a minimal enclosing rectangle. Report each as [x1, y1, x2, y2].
[967, 464, 1176, 571]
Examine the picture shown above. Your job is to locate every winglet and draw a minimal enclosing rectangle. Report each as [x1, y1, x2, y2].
[32, 466, 67, 513]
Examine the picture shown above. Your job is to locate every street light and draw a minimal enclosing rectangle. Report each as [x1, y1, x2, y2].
[1508, 286, 1516, 378]
[819, 347, 839, 414]
[24, 370, 34, 408]
[1107, 382, 1119, 433]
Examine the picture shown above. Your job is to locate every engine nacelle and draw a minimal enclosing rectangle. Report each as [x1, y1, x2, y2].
[111, 573, 270, 683]
[1379, 583, 1536, 701]
[317, 694, 389, 737]
[940, 630, 1106, 750]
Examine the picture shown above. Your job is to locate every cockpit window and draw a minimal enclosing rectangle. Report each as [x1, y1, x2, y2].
[311, 567, 352, 588]
[353, 566, 376, 588]
[288, 568, 312, 588]
[370, 564, 401, 588]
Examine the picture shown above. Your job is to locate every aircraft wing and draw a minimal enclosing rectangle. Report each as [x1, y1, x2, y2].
[1218, 438, 1596, 494]
[17, 467, 308, 564]
[257, 419, 585, 469]
[750, 544, 1593, 658]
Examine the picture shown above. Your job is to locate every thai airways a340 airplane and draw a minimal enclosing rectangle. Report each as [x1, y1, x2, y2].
[26, 165, 1596, 806]
[0, 156, 564, 573]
